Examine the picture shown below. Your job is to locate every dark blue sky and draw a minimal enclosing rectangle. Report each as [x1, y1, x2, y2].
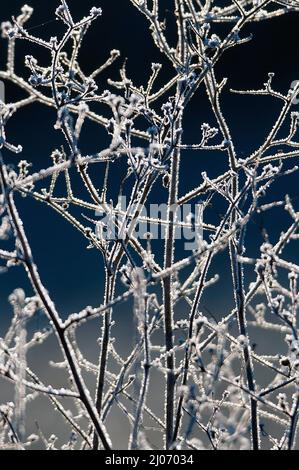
[1, 1, 299, 328]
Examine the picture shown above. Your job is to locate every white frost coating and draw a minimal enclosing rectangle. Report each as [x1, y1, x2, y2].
[0, 0, 299, 451]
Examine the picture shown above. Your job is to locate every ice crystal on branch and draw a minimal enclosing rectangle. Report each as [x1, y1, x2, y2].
[0, 0, 299, 451]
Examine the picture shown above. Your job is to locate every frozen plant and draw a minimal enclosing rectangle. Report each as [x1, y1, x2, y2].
[0, 0, 299, 450]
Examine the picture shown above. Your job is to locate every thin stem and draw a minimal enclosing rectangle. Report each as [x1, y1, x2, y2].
[0, 156, 111, 450]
